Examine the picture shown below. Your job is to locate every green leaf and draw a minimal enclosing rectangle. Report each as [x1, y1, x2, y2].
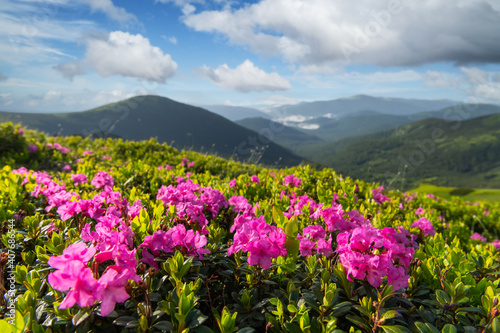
[272, 206, 285, 228]
[414, 322, 440, 333]
[113, 316, 138, 326]
[186, 309, 208, 329]
[441, 324, 457, 333]
[379, 325, 411, 333]
[284, 216, 299, 238]
[71, 310, 89, 326]
[435, 290, 451, 306]
[284, 322, 302, 333]
[236, 328, 256, 333]
[0, 320, 14, 333]
[153, 321, 173, 331]
[192, 326, 214, 333]
[380, 310, 400, 322]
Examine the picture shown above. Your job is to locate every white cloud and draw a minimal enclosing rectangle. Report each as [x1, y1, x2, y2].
[425, 67, 500, 103]
[43, 90, 61, 102]
[0, 93, 13, 107]
[53, 61, 86, 80]
[181, 0, 500, 70]
[73, 31, 178, 83]
[424, 71, 454, 87]
[78, 0, 137, 24]
[196, 60, 292, 92]
[162, 35, 178, 45]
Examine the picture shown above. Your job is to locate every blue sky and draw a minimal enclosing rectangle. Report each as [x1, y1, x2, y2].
[1, 0, 500, 112]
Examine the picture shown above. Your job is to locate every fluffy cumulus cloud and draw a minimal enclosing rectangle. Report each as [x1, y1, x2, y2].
[196, 60, 292, 92]
[182, 0, 500, 68]
[425, 67, 500, 103]
[56, 31, 178, 83]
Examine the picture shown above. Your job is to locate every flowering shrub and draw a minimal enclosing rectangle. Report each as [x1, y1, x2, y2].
[0, 124, 499, 332]
[336, 225, 417, 290]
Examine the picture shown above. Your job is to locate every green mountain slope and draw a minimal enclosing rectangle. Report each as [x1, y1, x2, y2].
[236, 117, 324, 150]
[0, 95, 304, 166]
[303, 113, 500, 189]
[298, 104, 500, 142]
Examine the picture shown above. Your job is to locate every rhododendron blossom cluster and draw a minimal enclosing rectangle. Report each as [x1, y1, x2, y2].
[372, 186, 391, 205]
[47, 142, 70, 154]
[470, 232, 487, 242]
[140, 225, 209, 268]
[298, 225, 333, 257]
[411, 217, 436, 237]
[228, 196, 287, 269]
[336, 225, 418, 290]
[156, 179, 228, 232]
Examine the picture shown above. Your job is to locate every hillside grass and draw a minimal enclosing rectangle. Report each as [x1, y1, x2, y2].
[411, 182, 500, 202]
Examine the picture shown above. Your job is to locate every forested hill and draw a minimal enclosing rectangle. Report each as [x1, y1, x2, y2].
[0, 95, 304, 167]
[311, 113, 500, 189]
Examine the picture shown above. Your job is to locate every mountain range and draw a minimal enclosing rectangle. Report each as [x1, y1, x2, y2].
[2, 94, 500, 190]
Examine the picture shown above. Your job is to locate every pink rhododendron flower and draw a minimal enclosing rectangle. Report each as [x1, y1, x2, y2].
[411, 218, 435, 237]
[71, 173, 88, 186]
[297, 225, 333, 257]
[491, 240, 500, 250]
[188, 161, 195, 167]
[91, 171, 114, 189]
[95, 267, 132, 316]
[140, 225, 210, 268]
[372, 187, 390, 205]
[227, 213, 287, 269]
[247, 238, 275, 269]
[229, 179, 237, 188]
[298, 238, 316, 257]
[52, 261, 96, 309]
[250, 175, 260, 184]
[470, 233, 487, 242]
[28, 144, 38, 153]
[283, 174, 302, 187]
[414, 207, 425, 215]
[47, 243, 97, 309]
[336, 225, 416, 290]
[63, 165, 71, 171]
[82, 150, 92, 156]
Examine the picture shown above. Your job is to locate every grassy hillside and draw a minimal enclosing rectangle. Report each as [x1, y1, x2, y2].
[411, 183, 500, 203]
[0, 95, 303, 167]
[301, 113, 500, 190]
